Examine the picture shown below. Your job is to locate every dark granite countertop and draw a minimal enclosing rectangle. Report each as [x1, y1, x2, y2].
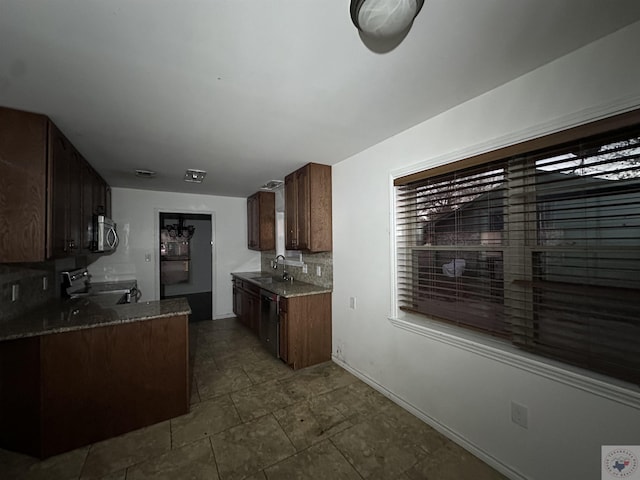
[0, 297, 191, 341]
[231, 271, 332, 298]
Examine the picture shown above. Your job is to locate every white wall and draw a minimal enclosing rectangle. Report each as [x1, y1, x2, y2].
[88, 187, 260, 318]
[332, 21, 640, 480]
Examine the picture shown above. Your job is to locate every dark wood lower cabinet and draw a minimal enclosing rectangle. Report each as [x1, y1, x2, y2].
[232, 278, 260, 335]
[279, 293, 332, 370]
[232, 275, 332, 370]
[0, 315, 189, 458]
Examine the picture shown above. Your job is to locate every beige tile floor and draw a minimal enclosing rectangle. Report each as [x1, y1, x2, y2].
[1, 317, 508, 480]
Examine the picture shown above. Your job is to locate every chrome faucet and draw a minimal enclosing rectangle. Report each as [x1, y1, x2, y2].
[274, 254, 294, 282]
[274, 254, 286, 270]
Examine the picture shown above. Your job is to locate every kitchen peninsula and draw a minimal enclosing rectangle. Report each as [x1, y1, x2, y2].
[0, 297, 191, 458]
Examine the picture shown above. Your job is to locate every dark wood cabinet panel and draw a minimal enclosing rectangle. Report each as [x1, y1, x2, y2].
[233, 277, 260, 334]
[232, 276, 331, 370]
[105, 186, 112, 218]
[284, 173, 297, 249]
[285, 163, 332, 252]
[49, 122, 85, 257]
[279, 293, 331, 370]
[0, 106, 111, 262]
[278, 297, 289, 364]
[0, 315, 189, 458]
[81, 160, 109, 252]
[0, 108, 48, 262]
[247, 191, 275, 251]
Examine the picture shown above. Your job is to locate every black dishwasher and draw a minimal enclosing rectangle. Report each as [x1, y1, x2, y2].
[260, 289, 280, 358]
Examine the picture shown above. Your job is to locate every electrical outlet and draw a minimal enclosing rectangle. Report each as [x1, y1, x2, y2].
[302, 264, 308, 274]
[316, 265, 322, 276]
[349, 297, 357, 309]
[511, 401, 529, 429]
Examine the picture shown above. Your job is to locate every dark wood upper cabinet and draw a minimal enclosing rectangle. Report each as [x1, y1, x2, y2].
[285, 162, 332, 252]
[0, 106, 110, 262]
[48, 123, 83, 258]
[0, 108, 48, 262]
[81, 160, 109, 253]
[247, 191, 275, 251]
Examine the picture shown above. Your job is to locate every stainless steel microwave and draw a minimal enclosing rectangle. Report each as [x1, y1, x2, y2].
[94, 215, 119, 252]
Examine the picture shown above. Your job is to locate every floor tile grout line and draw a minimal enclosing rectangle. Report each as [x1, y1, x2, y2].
[77, 442, 92, 479]
[328, 436, 367, 480]
[208, 436, 222, 480]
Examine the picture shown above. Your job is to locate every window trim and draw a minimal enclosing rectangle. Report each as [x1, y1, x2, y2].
[387, 312, 640, 409]
[394, 108, 640, 186]
[389, 106, 640, 404]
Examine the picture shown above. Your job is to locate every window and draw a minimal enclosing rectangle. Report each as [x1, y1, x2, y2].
[395, 112, 640, 385]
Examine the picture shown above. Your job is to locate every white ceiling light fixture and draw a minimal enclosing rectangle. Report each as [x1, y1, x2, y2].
[184, 169, 207, 183]
[350, 0, 424, 39]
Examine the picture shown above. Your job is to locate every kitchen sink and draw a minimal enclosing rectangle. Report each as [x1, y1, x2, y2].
[255, 275, 292, 284]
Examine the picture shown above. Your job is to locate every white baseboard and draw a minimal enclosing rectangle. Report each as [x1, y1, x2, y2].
[213, 313, 236, 320]
[331, 355, 528, 480]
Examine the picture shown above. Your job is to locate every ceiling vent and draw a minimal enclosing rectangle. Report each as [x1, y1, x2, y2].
[261, 180, 284, 190]
[135, 169, 157, 178]
[184, 169, 207, 183]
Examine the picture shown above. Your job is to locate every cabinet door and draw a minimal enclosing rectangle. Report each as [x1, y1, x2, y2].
[295, 166, 310, 250]
[307, 163, 332, 252]
[49, 125, 84, 258]
[247, 194, 259, 249]
[48, 123, 72, 258]
[68, 150, 83, 254]
[105, 186, 112, 218]
[247, 192, 275, 251]
[0, 108, 48, 262]
[232, 283, 242, 317]
[284, 163, 331, 252]
[284, 173, 297, 249]
[281, 293, 331, 370]
[278, 298, 289, 364]
[81, 161, 107, 252]
[81, 159, 109, 253]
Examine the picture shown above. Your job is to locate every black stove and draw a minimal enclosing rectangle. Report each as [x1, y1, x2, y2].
[61, 269, 140, 303]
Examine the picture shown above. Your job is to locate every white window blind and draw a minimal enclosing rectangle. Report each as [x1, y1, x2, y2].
[395, 119, 640, 385]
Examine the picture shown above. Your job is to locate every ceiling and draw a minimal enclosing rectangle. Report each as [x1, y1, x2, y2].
[2, 1, 640, 198]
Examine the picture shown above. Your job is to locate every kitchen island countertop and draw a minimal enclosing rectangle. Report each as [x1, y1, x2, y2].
[0, 297, 191, 342]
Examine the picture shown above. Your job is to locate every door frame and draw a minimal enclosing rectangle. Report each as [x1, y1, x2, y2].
[154, 208, 216, 320]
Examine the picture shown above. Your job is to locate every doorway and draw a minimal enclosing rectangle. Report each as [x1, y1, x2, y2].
[159, 212, 213, 322]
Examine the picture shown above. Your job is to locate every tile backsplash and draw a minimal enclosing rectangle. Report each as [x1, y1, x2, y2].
[260, 250, 333, 289]
[0, 264, 56, 321]
[0, 256, 86, 321]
